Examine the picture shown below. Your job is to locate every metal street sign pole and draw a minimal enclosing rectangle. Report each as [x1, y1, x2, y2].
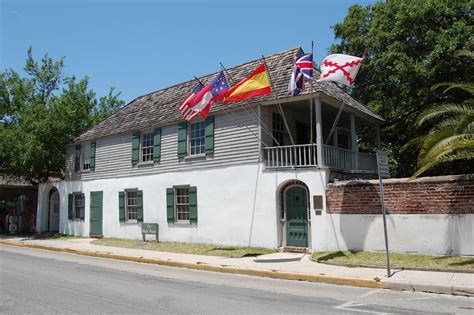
[376, 150, 391, 277]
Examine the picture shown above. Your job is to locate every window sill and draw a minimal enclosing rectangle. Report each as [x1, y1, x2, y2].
[168, 221, 197, 227]
[137, 161, 155, 167]
[121, 220, 139, 225]
[184, 154, 206, 161]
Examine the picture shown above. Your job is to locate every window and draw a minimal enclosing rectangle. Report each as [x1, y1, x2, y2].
[73, 193, 84, 220]
[272, 112, 284, 146]
[189, 121, 205, 156]
[82, 142, 90, 170]
[337, 127, 351, 149]
[141, 132, 154, 162]
[175, 187, 190, 221]
[126, 190, 138, 221]
[167, 186, 197, 224]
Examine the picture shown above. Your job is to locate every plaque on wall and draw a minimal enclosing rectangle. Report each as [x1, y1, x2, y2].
[313, 195, 323, 210]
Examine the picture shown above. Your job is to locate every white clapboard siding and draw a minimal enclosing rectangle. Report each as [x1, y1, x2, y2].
[66, 109, 260, 181]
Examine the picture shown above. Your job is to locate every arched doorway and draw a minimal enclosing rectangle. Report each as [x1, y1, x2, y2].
[48, 189, 60, 232]
[279, 180, 310, 248]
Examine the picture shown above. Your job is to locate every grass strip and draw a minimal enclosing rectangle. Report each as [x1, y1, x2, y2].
[312, 251, 473, 272]
[92, 238, 275, 258]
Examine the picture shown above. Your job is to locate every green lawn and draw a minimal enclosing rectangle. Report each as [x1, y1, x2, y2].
[91, 238, 275, 258]
[311, 251, 474, 272]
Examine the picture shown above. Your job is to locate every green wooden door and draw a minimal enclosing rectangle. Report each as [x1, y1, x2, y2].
[286, 186, 308, 247]
[90, 191, 103, 237]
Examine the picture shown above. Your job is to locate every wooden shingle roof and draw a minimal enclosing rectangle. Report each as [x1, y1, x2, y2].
[75, 47, 382, 143]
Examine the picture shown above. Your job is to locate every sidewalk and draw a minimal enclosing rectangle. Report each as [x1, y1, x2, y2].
[1, 237, 472, 297]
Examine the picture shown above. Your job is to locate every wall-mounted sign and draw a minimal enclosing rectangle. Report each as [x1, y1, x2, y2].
[313, 195, 323, 210]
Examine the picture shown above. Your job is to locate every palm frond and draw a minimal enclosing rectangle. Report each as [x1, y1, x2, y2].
[417, 126, 457, 162]
[431, 82, 474, 95]
[416, 104, 472, 126]
[418, 135, 474, 168]
[455, 50, 474, 59]
[412, 148, 474, 178]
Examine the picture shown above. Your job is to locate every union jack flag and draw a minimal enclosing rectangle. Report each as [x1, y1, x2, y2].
[295, 53, 313, 81]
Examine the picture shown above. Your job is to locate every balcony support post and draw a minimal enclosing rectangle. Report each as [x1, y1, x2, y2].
[350, 113, 359, 169]
[314, 97, 324, 166]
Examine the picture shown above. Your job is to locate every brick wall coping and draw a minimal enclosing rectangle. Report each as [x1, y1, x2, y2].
[328, 174, 473, 187]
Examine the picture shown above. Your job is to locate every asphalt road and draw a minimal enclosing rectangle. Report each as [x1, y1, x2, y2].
[0, 245, 472, 314]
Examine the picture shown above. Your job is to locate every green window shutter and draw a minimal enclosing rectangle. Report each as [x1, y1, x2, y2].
[153, 128, 161, 162]
[89, 141, 96, 171]
[74, 145, 81, 172]
[68, 194, 73, 220]
[131, 132, 141, 166]
[119, 191, 125, 222]
[205, 117, 214, 154]
[166, 188, 174, 223]
[189, 186, 198, 224]
[177, 122, 187, 158]
[137, 190, 143, 222]
[79, 193, 85, 220]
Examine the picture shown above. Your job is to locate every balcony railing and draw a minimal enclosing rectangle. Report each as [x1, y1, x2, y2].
[323, 145, 377, 172]
[264, 144, 318, 169]
[263, 144, 377, 173]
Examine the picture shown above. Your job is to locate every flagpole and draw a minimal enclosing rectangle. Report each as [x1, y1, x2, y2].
[193, 76, 204, 86]
[219, 62, 282, 147]
[310, 41, 314, 145]
[261, 55, 295, 146]
[189, 75, 269, 147]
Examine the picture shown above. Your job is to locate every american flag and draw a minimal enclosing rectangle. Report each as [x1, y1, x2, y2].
[179, 82, 205, 121]
[180, 72, 229, 122]
[295, 53, 313, 81]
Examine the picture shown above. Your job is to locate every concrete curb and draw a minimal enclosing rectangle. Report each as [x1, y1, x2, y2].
[1, 240, 472, 297]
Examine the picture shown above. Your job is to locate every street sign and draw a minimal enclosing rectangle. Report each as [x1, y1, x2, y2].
[141, 223, 159, 242]
[376, 150, 390, 178]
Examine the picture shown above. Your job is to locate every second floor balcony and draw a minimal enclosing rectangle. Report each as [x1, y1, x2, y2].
[260, 95, 382, 174]
[263, 143, 377, 173]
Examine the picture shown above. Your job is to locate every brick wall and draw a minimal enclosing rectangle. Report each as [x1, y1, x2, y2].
[326, 174, 474, 214]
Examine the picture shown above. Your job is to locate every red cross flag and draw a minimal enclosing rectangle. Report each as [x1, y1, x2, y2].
[317, 54, 363, 86]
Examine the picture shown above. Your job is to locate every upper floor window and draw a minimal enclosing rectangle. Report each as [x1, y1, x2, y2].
[74, 141, 95, 172]
[177, 117, 213, 159]
[337, 127, 351, 149]
[141, 132, 154, 162]
[82, 142, 90, 170]
[189, 121, 205, 156]
[272, 112, 284, 146]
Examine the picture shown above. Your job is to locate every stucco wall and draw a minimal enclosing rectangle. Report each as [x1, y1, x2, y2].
[37, 163, 329, 249]
[324, 213, 473, 255]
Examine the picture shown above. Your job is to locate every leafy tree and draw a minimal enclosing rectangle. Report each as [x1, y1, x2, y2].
[0, 48, 124, 184]
[403, 50, 473, 177]
[331, 0, 473, 176]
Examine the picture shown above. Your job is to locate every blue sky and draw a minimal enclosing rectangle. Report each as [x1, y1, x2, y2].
[1, 0, 372, 103]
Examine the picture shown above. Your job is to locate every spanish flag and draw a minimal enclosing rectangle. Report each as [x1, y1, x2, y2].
[223, 64, 272, 104]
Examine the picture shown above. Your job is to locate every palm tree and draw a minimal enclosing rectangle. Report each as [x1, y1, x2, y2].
[404, 50, 473, 178]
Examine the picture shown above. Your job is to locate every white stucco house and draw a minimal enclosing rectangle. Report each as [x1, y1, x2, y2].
[36, 47, 385, 251]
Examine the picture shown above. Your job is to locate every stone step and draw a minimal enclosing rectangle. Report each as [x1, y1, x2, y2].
[281, 246, 310, 253]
